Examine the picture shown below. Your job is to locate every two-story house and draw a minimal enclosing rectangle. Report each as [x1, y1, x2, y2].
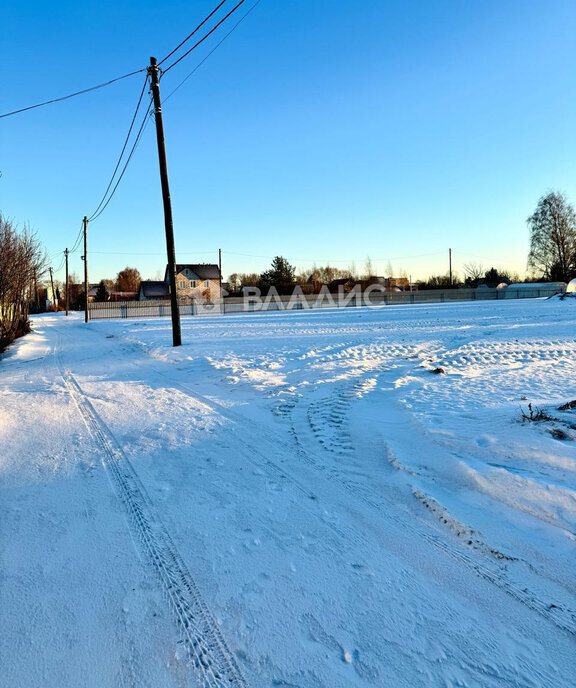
[169, 264, 222, 302]
[139, 264, 223, 302]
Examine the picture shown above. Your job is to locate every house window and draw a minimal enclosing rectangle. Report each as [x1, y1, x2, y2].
[177, 280, 186, 289]
[204, 280, 209, 288]
[191, 280, 197, 288]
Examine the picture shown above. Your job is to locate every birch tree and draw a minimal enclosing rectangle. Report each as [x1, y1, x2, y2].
[527, 192, 576, 281]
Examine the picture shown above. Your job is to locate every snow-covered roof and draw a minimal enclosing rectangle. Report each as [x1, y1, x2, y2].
[567, 279, 576, 293]
[507, 282, 567, 290]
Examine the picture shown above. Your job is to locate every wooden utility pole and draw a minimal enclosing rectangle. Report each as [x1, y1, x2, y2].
[218, 247, 222, 304]
[449, 248, 452, 286]
[33, 268, 39, 312]
[82, 216, 89, 323]
[148, 56, 181, 347]
[48, 267, 56, 310]
[65, 248, 69, 316]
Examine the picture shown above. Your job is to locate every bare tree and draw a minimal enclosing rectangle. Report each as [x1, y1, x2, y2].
[419, 272, 461, 290]
[463, 262, 484, 281]
[364, 256, 374, 279]
[305, 265, 353, 291]
[227, 273, 241, 291]
[0, 215, 46, 349]
[66, 271, 84, 310]
[227, 273, 260, 292]
[528, 191, 576, 282]
[295, 268, 310, 284]
[348, 261, 358, 280]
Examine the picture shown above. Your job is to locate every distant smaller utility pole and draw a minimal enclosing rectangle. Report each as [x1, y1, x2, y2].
[449, 248, 452, 286]
[65, 248, 69, 316]
[33, 268, 39, 312]
[82, 216, 89, 323]
[218, 248, 222, 300]
[48, 266, 55, 310]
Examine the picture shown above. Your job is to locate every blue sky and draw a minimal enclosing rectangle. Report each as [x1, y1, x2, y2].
[1, 0, 575, 283]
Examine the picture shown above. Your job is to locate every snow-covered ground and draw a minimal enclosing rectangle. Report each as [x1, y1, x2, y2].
[1, 299, 575, 687]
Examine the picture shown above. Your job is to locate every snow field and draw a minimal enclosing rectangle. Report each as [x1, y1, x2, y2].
[0, 298, 575, 687]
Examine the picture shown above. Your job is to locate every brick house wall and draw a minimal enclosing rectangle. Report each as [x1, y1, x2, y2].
[175, 275, 221, 302]
[168, 264, 222, 303]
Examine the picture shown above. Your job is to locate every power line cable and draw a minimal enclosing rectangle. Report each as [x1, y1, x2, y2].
[88, 74, 150, 221]
[90, 250, 219, 255]
[162, 0, 248, 74]
[452, 249, 508, 262]
[0, 68, 146, 119]
[222, 250, 447, 263]
[53, 252, 66, 273]
[70, 222, 85, 254]
[158, 0, 230, 67]
[163, 0, 263, 103]
[89, 100, 153, 223]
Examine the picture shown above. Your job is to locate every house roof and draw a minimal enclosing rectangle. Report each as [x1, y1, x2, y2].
[168, 264, 221, 281]
[140, 280, 169, 297]
[508, 282, 567, 290]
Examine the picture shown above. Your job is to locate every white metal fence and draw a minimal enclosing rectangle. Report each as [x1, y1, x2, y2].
[87, 286, 564, 320]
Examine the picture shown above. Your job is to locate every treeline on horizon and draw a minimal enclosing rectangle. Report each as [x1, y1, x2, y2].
[226, 260, 525, 295]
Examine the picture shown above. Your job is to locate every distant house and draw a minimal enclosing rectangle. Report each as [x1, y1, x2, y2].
[387, 276, 410, 291]
[359, 276, 387, 291]
[139, 281, 169, 301]
[166, 264, 222, 302]
[87, 283, 99, 302]
[328, 278, 355, 293]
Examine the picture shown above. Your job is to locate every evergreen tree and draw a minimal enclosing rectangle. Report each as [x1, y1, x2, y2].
[94, 280, 109, 302]
[259, 256, 296, 294]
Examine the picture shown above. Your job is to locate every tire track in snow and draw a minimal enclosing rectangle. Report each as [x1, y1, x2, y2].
[135, 345, 576, 637]
[65, 325, 576, 636]
[119, 332, 576, 637]
[54, 350, 248, 688]
[287, 363, 576, 637]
